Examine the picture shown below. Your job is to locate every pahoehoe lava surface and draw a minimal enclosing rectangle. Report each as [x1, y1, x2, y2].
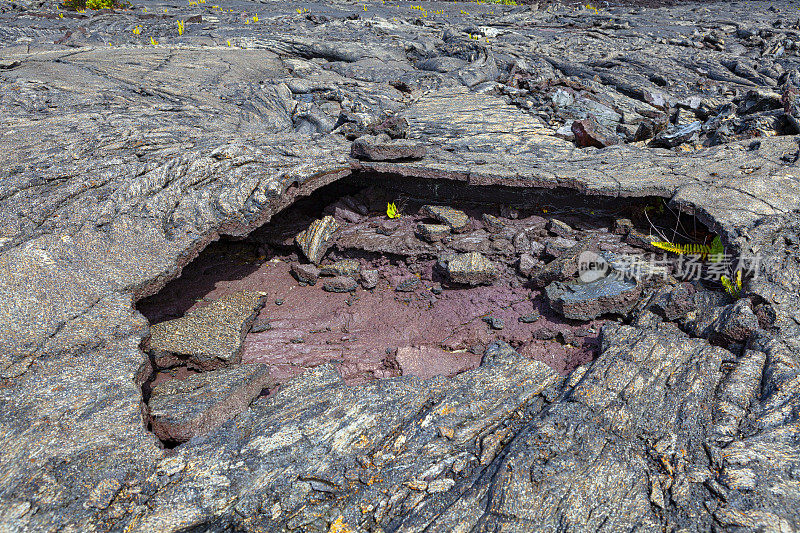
[2, 0, 800, 531]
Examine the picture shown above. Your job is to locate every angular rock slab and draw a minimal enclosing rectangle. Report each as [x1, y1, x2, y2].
[148, 290, 268, 370]
[446, 252, 498, 285]
[295, 215, 339, 265]
[421, 205, 470, 233]
[149, 363, 274, 443]
[350, 134, 426, 161]
[546, 277, 641, 320]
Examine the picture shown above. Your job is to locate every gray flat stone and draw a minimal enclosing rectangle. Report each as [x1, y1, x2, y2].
[149, 363, 274, 443]
[148, 290, 268, 370]
[421, 204, 471, 233]
[545, 277, 642, 320]
[446, 252, 498, 285]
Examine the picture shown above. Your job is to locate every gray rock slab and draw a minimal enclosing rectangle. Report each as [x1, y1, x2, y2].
[445, 252, 498, 285]
[546, 277, 642, 320]
[149, 363, 274, 443]
[2, 1, 800, 531]
[148, 290, 268, 370]
[296, 216, 340, 265]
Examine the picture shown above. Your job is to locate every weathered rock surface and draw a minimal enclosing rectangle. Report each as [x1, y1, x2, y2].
[148, 290, 268, 369]
[319, 259, 360, 277]
[290, 262, 320, 285]
[415, 223, 450, 243]
[2, 0, 800, 531]
[420, 205, 470, 233]
[351, 134, 426, 161]
[395, 345, 481, 379]
[546, 277, 642, 320]
[296, 216, 340, 265]
[444, 252, 498, 285]
[149, 363, 274, 443]
[322, 275, 358, 293]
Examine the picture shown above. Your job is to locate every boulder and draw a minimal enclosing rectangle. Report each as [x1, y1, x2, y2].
[572, 116, 622, 148]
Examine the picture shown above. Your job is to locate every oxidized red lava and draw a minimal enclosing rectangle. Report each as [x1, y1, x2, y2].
[140, 245, 605, 386]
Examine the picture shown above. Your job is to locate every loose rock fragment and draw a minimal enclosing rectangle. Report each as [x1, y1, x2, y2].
[519, 311, 541, 323]
[148, 291, 268, 369]
[518, 252, 538, 277]
[544, 237, 579, 260]
[651, 121, 702, 148]
[350, 134, 426, 161]
[295, 216, 339, 265]
[421, 205, 470, 233]
[531, 237, 598, 287]
[446, 252, 498, 285]
[545, 277, 641, 320]
[323, 276, 358, 293]
[360, 269, 379, 290]
[546, 219, 575, 237]
[320, 259, 360, 277]
[482, 213, 505, 232]
[415, 223, 450, 243]
[483, 316, 504, 330]
[572, 116, 622, 148]
[291, 262, 320, 285]
[149, 363, 274, 443]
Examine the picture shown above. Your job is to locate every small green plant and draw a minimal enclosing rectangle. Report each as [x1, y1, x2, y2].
[721, 270, 743, 298]
[651, 235, 725, 263]
[386, 202, 400, 219]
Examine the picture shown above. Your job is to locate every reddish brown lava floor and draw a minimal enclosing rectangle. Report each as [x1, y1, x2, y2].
[137, 181, 681, 389]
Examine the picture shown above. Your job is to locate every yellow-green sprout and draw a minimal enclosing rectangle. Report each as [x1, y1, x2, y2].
[720, 270, 743, 298]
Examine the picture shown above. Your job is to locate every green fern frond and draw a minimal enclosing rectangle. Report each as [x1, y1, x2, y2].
[651, 236, 724, 261]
